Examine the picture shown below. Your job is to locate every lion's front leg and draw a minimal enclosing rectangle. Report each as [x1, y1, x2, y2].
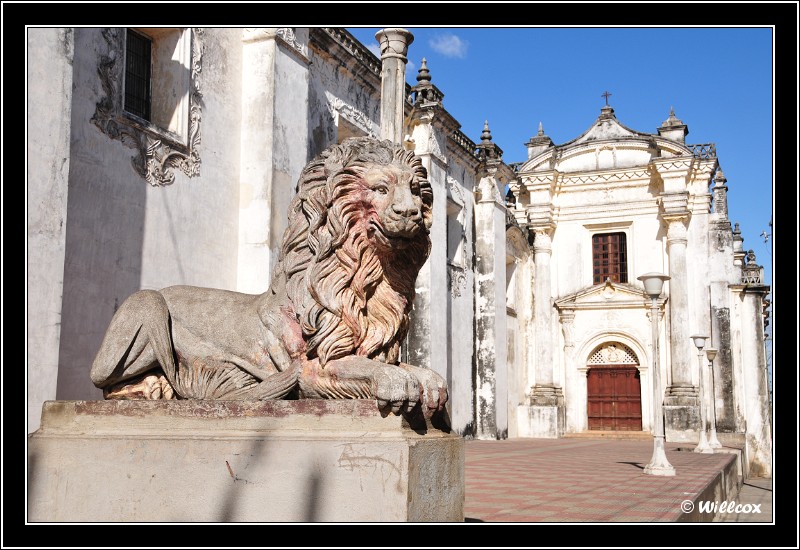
[396, 363, 448, 418]
[298, 356, 420, 415]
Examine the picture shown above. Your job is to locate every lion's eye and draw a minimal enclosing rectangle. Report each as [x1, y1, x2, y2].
[374, 185, 389, 195]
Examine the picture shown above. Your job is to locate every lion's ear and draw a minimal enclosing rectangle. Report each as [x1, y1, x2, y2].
[323, 146, 348, 176]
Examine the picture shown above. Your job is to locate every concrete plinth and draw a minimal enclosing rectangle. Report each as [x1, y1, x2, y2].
[27, 400, 464, 522]
[664, 399, 700, 442]
[516, 404, 565, 439]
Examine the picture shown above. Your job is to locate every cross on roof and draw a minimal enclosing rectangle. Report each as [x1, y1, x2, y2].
[601, 91, 612, 106]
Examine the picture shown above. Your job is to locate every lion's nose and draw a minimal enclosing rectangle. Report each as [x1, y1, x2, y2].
[391, 202, 420, 218]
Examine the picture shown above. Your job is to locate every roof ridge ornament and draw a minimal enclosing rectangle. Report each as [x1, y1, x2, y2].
[416, 57, 431, 84]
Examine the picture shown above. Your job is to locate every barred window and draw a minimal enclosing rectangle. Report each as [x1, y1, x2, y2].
[592, 232, 628, 284]
[124, 30, 152, 121]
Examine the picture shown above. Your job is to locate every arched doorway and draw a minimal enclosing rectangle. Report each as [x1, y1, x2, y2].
[586, 343, 642, 431]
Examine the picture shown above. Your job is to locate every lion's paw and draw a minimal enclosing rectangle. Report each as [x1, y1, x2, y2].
[372, 365, 421, 415]
[400, 364, 448, 417]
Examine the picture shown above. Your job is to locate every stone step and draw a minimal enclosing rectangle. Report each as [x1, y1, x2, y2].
[564, 430, 653, 440]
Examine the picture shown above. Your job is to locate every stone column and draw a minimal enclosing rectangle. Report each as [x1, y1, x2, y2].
[559, 309, 579, 432]
[707, 169, 737, 432]
[375, 28, 413, 144]
[524, 227, 564, 438]
[662, 214, 700, 440]
[473, 159, 507, 440]
[405, 110, 449, 413]
[738, 288, 772, 477]
[27, 28, 74, 432]
[238, 28, 310, 293]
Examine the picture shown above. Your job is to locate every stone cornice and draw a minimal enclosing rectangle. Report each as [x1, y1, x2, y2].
[554, 200, 659, 222]
[309, 28, 381, 92]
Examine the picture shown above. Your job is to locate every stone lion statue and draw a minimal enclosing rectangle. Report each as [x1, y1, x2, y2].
[90, 137, 448, 418]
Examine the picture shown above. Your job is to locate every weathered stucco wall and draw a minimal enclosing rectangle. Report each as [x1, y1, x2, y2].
[444, 160, 477, 437]
[55, 28, 243, 407]
[27, 28, 74, 432]
[307, 38, 380, 159]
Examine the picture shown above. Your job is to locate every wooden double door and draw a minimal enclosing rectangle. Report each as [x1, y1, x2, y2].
[587, 365, 642, 431]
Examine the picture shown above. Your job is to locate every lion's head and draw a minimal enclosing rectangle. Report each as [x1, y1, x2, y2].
[278, 137, 432, 367]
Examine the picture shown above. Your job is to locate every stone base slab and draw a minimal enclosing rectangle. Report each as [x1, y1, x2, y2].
[664, 403, 701, 442]
[27, 400, 464, 522]
[516, 404, 565, 439]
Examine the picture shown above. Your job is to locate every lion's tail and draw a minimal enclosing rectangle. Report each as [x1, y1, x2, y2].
[90, 290, 177, 390]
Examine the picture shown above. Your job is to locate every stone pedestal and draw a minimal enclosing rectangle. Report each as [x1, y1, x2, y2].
[663, 394, 700, 443]
[516, 387, 565, 439]
[27, 400, 464, 522]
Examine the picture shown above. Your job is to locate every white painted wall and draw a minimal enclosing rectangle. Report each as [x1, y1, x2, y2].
[27, 28, 74, 432]
[55, 28, 243, 407]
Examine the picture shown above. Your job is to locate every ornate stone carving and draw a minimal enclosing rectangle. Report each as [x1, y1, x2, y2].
[588, 343, 638, 365]
[448, 265, 467, 298]
[275, 27, 307, 56]
[532, 228, 552, 253]
[325, 91, 376, 137]
[446, 176, 465, 207]
[666, 217, 688, 244]
[559, 309, 575, 349]
[89, 138, 448, 421]
[91, 28, 203, 186]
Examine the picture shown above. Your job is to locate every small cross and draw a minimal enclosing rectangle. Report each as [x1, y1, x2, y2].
[601, 91, 612, 106]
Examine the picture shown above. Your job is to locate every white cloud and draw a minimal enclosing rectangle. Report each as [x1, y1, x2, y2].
[428, 33, 468, 58]
[406, 60, 416, 74]
[367, 43, 381, 58]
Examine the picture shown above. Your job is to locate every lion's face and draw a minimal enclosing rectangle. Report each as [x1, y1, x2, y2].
[358, 162, 432, 251]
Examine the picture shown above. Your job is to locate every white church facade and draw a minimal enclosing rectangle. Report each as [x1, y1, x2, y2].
[27, 27, 771, 477]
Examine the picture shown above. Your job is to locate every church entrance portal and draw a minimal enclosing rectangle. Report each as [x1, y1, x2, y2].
[586, 343, 642, 431]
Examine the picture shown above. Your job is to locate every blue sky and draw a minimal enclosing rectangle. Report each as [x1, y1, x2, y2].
[347, 27, 775, 293]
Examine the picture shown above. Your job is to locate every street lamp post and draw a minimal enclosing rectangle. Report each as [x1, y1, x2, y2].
[705, 348, 722, 448]
[691, 335, 713, 453]
[638, 272, 675, 476]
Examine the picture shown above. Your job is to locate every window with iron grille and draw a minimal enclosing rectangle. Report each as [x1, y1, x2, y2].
[592, 232, 627, 284]
[125, 30, 152, 121]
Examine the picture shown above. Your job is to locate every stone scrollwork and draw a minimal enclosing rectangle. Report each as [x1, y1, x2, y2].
[325, 91, 376, 137]
[448, 264, 467, 298]
[91, 27, 203, 186]
[275, 28, 307, 57]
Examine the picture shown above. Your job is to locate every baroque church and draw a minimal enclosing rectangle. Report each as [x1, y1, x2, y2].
[27, 27, 772, 477]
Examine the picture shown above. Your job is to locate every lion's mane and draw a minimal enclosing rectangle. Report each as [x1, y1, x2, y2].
[276, 137, 432, 367]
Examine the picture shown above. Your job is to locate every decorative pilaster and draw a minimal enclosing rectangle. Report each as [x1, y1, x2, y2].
[404, 59, 455, 429]
[473, 121, 508, 440]
[662, 215, 700, 440]
[237, 28, 310, 293]
[737, 284, 772, 477]
[651, 156, 701, 442]
[519, 226, 564, 438]
[711, 168, 729, 223]
[375, 28, 413, 144]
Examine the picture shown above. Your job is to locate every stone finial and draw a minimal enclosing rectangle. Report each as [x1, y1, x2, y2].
[480, 120, 492, 143]
[410, 57, 444, 105]
[657, 106, 688, 143]
[375, 28, 414, 143]
[374, 28, 414, 61]
[746, 249, 757, 265]
[714, 167, 727, 185]
[416, 58, 431, 83]
[476, 120, 502, 163]
[599, 104, 615, 119]
[732, 222, 744, 254]
[662, 106, 683, 127]
[525, 120, 554, 159]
